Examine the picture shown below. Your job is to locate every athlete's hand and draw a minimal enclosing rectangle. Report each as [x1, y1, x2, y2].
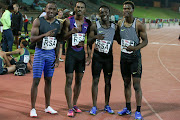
[45, 29, 56, 37]
[51, 58, 59, 69]
[85, 56, 91, 66]
[71, 27, 80, 34]
[95, 34, 104, 40]
[78, 41, 84, 47]
[126, 46, 137, 51]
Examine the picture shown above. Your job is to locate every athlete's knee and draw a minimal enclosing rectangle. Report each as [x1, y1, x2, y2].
[32, 78, 40, 87]
[92, 77, 99, 86]
[133, 82, 141, 92]
[124, 81, 131, 89]
[104, 77, 111, 86]
[44, 79, 52, 86]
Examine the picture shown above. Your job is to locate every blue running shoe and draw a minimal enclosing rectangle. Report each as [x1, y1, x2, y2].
[117, 107, 131, 116]
[90, 106, 97, 115]
[104, 105, 114, 114]
[135, 111, 143, 120]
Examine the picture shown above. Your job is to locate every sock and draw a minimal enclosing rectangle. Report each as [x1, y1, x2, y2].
[136, 106, 141, 112]
[126, 103, 131, 111]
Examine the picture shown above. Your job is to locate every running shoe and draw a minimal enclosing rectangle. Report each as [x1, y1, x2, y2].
[90, 106, 97, 115]
[72, 105, 82, 113]
[67, 109, 74, 117]
[45, 106, 58, 114]
[135, 111, 143, 120]
[117, 107, 131, 116]
[30, 108, 37, 117]
[104, 105, 114, 114]
[59, 58, 64, 62]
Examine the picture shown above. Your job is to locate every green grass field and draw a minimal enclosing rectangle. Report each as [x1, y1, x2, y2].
[104, 1, 180, 19]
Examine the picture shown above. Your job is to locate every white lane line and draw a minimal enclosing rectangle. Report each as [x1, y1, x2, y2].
[157, 40, 180, 83]
[150, 42, 180, 46]
[143, 96, 163, 120]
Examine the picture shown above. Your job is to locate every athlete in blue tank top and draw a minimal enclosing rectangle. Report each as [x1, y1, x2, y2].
[87, 5, 118, 115]
[6, 40, 32, 71]
[115, 1, 148, 119]
[62, 1, 91, 117]
[29, 2, 63, 117]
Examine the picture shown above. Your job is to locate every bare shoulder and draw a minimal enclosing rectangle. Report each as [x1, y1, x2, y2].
[64, 18, 70, 26]
[117, 18, 124, 27]
[136, 19, 145, 30]
[32, 18, 40, 27]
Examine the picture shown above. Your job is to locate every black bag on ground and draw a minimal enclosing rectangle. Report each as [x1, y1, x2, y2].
[14, 61, 27, 76]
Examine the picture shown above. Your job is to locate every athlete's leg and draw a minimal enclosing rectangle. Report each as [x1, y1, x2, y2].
[91, 77, 99, 107]
[44, 77, 52, 108]
[6, 65, 16, 73]
[123, 77, 131, 104]
[91, 57, 102, 107]
[31, 78, 41, 109]
[65, 73, 73, 109]
[103, 58, 113, 106]
[132, 77, 142, 110]
[73, 72, 84, 106]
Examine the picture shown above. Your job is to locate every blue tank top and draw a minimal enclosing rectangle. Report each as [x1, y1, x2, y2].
[18, 48, 30, 64]
[68, 16, 90, 52]
[36, 17, 61, 48]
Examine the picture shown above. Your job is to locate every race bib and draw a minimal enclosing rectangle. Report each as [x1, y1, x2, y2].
[23, 55, 30, 63]
[42, 37, 57, 50]
[72, 33, 85, 46]
[95, 39, 111, 54]
[121, 39, 134, 54]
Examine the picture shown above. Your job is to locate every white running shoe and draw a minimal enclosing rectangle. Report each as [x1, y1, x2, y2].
[59, 58, 64, 62]
[45, 106, 58, 114]
[30, 108, 37, 117]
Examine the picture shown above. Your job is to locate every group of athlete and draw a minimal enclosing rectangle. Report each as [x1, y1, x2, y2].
[29, 1, 148, 120]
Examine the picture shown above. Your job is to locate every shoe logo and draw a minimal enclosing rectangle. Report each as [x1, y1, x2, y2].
[132, 72, 137, 75]
[99, 31, 103, 33]
[121, 29, 125, 32]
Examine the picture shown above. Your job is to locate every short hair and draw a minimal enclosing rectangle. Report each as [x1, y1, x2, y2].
[47, 1, 57, 8]
[7, 5, 13, 10]
[13, 4, 19, 8]
[21, 40, 29, 47]
[76, 1, 86, 8]
[123, 1, 135, 9]
[99, 5, 110, 12]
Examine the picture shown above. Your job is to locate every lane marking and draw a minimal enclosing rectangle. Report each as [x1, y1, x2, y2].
[143, 96, 163, 120]
[150, 42, 180, 46]
[157, 40, 180, 83]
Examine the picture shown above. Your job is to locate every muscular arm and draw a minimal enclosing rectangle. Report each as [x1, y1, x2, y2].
[55, 22, 63, 59]
[30, 18, 46, 43]
[114, 21, 121, 45]
[135, 21, 148, 50]
[62, 19, 71, 40]
[87, 23, 97, 45]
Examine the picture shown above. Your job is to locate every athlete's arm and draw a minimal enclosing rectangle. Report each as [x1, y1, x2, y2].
[6, 49, 21, 55]
[30, 18, 56, 43]
[87, 23, 104, 45]
[126, 20, 148, 51]
[62, 18, 80, 41]
[137, 21, 148, 49]
[114, 20, 121, 45]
